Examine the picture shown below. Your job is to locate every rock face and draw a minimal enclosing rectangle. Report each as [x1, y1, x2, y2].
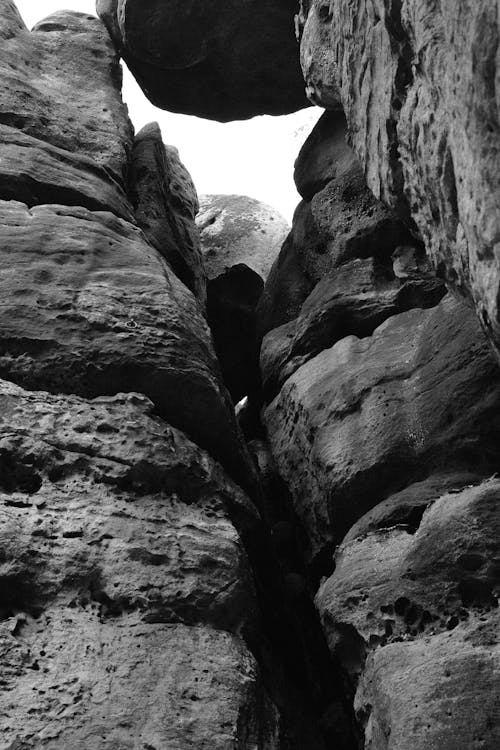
[130, 123, 206, 303]
[198, 195, 289, 404]
[264, 294, 500, 567]
[257, 116, 416, 340]
[258, 39, 500, 746]
[0, 4, 347, 748]
[4, 1, 500, 748]
[96, 0, 309, 121]
[300, 0, 500, 356]
[0, 380, 281, 748]
[0, 200, 253, 492]
[0, 4, 133, 218]
[317, 478, 500, 750]
[260, 254, 445, 398]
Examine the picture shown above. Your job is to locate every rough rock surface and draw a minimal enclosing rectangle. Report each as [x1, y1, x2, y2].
[0, 3, 133, 218]
[294, 110, 358, 202]
[316, 478, 500, 749]
[197, 195, 289, 404]
[264, 294, 500, 567]
[0, 200, 254, 492]
[300, 0, 500, 356]
[257, 157, 414, 339]
[96, 0, 309, 121]
[0, 379, 282, 748]
[260, 255, 445, 398]
[130, 123, 206, 303]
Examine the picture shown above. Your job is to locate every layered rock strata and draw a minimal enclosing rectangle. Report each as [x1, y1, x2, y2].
[259, 63, 500, 749]
[0, 3, 346, 747]
[299, 0, 500, 358]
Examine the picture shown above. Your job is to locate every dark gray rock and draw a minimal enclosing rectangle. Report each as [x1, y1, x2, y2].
[97, 0, 309, 121]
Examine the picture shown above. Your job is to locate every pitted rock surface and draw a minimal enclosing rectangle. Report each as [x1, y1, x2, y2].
[197, 195, 289, 283]
[0, 378, 282, 748]
[0, 200, 254, 492]
[317, 478, 500, 750]
[300, 0, 500, 356]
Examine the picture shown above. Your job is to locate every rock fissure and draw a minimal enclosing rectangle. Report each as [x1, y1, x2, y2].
[1, 1, 500, 748]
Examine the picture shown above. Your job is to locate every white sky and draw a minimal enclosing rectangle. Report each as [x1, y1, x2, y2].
[15, 0, 320, 222]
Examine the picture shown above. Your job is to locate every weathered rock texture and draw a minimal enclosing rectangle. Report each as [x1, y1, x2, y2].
[300, 0, 500, 356]
[0, 200, 253, 492]
[4, 1, 500, 748]
[0, 3, 348, 748]
[0, 379, 281, 748]
[198, 195, 289, 404]
[317, 477, 500, 749]
[96, 0, 309, 121]
[0, 4, 133, 218]
[257, 115, 416, 340]
[259, 49, 500, 747]
[265, 294, 500, 567]
[130, 123, 206, 303]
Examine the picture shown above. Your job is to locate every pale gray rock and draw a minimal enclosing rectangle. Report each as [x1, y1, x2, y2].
[197, 195, 289, 283]
[197, 195, 289, 403]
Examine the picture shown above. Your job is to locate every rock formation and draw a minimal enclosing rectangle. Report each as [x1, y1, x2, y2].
[197, 195, 289, 405]
[0, 3, 347, 747]
[299, 0, 500, 358]
[96, 0, 309, 121]
[2, 1, 500, 749]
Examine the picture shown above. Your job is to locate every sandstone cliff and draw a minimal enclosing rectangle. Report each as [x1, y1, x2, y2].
[1, 1, 499, 749]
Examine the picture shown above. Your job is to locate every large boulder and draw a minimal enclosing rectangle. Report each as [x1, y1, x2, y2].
[197, 194, 290, 283]
[316, 477, 500, 749]
[300, 0, 500, 356]
[197, 195, 289, 403]
[0, 200, 254, 492]
[264, 294, 500, 568]
[96, 0, 309, 121]
[0, 378, 281, 748]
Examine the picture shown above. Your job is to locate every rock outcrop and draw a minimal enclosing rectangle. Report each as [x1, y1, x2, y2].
[299, 0, 500, 357]
[0, 4, 348, 748]
[264, 294, 500, 568]
[96, 0, 309, 121]
[256, 53, 500, 747]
